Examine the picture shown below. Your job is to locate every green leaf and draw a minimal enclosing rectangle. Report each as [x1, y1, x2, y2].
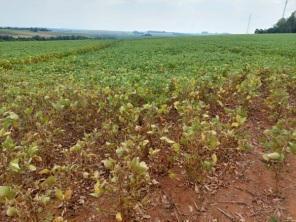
[116, 147, 126, 157]
[9, 159, 21, 173]
[2, 112, 19, 129]
[0, 186, 16, 202]
[27, 145, 39, 157]
[38, 195, 51, 205]
[41, 176, 57, 189]
[130, 157, 149, 176]
[55, 189, 64, 201]
[0, 128, 10, 138]
[2, 136, 15, 150]
[69, 141, 83, 153]
[5, 111, 19, 120]
[101, 158, 116, 170]
[203, 160, 213, 171]
[288, 142, 296, 154]
[206, 131, 220, 150]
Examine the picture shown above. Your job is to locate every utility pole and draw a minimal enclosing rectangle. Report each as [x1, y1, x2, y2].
[282, 0, 288, 18]
[246, 14, 252, 34]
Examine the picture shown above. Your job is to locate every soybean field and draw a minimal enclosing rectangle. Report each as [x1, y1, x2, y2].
[0, 35, 295, 221]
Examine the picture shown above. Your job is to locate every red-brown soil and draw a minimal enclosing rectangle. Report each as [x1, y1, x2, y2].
[70, 114, 296, 222]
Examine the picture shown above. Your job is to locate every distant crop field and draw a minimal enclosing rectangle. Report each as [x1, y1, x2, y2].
[0, 29, 61, 38]
[0, 40, 112, 61]
[0, 35, 295, 221]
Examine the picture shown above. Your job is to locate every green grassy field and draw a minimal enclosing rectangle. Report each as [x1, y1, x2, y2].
[0, 35, 295, 221]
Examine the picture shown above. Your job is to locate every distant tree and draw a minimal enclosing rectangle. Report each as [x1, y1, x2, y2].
[286, 12, 296, 32]
[143, 33, 152, 37]
[0, 27, 50, 32]
[255, 11, 296, 34]
[0, 34, 82, 41]
[0, 35, 14, 41]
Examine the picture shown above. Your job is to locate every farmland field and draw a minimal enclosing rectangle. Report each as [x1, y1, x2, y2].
[0, 35, 295, 221]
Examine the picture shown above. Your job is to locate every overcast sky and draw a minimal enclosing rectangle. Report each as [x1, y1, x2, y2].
[0, 0, 295, 34]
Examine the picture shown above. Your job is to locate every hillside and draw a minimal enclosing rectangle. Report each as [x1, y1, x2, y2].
[0, 27, 195, 40]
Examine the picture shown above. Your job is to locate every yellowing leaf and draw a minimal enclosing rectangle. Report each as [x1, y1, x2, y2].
[39, 168, 50, 175]
[201, 133, 206, 142]
[149, 148, 160, 156]
[172, 143, 180, 154]
[6, 207, 18, 217]
[212, 154, 218, 165]
[168, 170, 177, 179]
[64, 189, 73, 201]
[94, 181, 102, 194]
[160, 136, 175, 144]
[53, 216, 65, 222]
[28, 164, 37, 172]
[231, 122, 240, 128]
[116, 212, 123, 222]
[91, 181, 104, 198]
[263, 152, 284, 162]
[142, 140, 149, 146]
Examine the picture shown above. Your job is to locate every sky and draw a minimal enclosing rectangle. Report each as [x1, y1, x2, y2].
[0, 0, 295, 34]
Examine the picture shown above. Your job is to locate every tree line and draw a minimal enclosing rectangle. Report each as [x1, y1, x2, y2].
[255, 11, 296, 34]
[0, 27, 50, 32]
[0, 35, 119, 41]
[0, 35, 90, 41]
